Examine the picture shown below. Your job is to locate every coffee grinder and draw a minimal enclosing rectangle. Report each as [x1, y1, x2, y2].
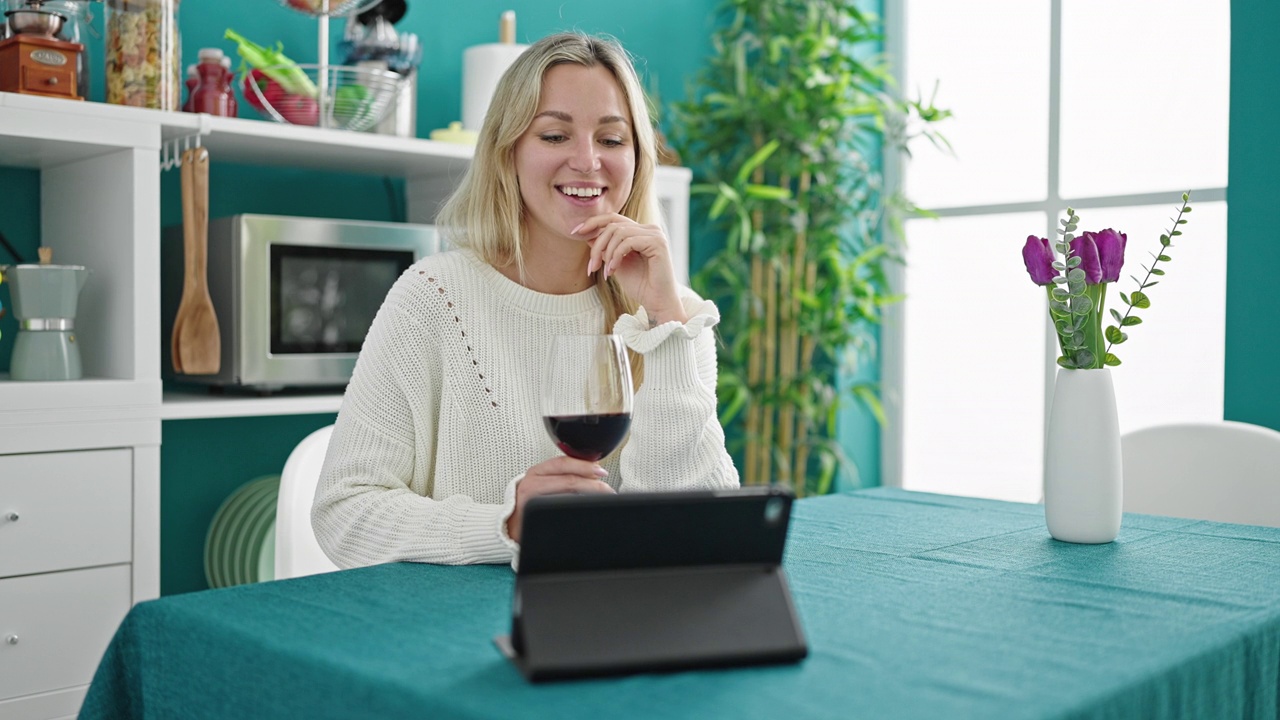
[0, 0, 91, 100]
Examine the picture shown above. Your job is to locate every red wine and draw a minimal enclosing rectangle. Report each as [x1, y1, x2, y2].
[543, 413, 632, 461]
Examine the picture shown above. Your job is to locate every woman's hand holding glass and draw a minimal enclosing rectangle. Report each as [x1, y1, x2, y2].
[506, 335, 633, 543]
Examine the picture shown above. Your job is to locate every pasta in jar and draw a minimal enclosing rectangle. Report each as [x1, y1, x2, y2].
[106, 0, 181, 110]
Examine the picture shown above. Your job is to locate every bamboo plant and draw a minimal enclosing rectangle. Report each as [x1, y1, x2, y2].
[671, 0, 947, 496]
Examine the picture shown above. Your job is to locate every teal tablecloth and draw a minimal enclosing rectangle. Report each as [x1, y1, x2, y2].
[80, 488, 1280, 720]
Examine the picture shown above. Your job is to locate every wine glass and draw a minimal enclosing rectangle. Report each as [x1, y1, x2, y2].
[541, 335, 634, 461]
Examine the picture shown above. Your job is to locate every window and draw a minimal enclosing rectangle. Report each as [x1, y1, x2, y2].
[885, 1, 1230, 502]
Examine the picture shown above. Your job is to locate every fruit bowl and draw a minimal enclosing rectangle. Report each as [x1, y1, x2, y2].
[243, 64, 402, 132]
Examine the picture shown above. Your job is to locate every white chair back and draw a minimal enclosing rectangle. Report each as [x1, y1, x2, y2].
[1122, 420, 1280, 528]
[275, 425, 341, 579]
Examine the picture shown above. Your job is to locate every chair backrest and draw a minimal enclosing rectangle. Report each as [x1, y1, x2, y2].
[1122, 421, 1280, 528]
[275, 425, 341, 579]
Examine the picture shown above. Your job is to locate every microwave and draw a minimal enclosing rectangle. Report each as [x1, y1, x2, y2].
[162, 214, 439, 392]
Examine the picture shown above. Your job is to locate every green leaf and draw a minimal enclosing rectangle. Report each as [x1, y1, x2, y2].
[1110, 308, 1123, 324]
[1119, 292, 1131, 306]
[1104, 353, 1122, 366]
[1050, 301, 1070, 314]
[1141, 281, 1159, 289]
[1052, 276, 1068, 285]
[1121, 316, 1143, 326]
[1182, 192, 1189, 201]
[1057, 356, 1076, 369]
[1070, 296, 1092, 314]
[1074, 350, 1096, 368]
[1130, 291, 1151, 309]
[1067, 256, 1082, 268]
[1183, 206, 1192, 213]
[743, 183, 792, 200]
[1051, 287, 1070, 301]
[1105, 326, 1127, 344]
[1177, 219, 1187, 225]
[1158, 255, 1172, 262]
[1071, 331, 1085, 346]
[708, 193, 732, 220]
[1150, 268, 1165, 275]
[1051, 261, 1066, 271]
[1171, 230, 1182, 236]
[734, 139, 780, 186]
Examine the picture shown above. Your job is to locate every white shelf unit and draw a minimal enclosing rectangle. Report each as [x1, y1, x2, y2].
[0, 91, 692, 720]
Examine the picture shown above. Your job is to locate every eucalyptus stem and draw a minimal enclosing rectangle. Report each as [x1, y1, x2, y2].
[1105, 199, 1189, 356]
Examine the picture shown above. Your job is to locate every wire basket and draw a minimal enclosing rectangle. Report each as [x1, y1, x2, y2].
[278, 0, 383, 17]
[244, 63, 403, 133]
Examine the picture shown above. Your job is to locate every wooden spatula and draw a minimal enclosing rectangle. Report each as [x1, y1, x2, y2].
[172, 146, 221, 375]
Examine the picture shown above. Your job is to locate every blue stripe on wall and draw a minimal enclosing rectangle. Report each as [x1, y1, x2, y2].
[1225, 0, 1280, 432]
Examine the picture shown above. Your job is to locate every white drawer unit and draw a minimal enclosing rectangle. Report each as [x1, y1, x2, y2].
[0, 565, 131, 703]
[0, 450, 133, 579]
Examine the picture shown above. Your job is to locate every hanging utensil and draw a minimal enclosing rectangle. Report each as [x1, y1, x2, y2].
[171, 146, 221, 375]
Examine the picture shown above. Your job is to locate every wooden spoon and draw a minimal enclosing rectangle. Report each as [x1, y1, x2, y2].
[172, 146, 221, 375]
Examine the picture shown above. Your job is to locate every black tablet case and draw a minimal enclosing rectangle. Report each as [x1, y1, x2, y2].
[494, 486, 808, 682]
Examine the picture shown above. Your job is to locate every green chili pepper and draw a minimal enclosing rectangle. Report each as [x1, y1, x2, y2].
[224, 28, 318, 98]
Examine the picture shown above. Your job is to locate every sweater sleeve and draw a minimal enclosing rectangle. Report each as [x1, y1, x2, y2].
[311, 290, 518, 568]
[612, 289, 741, 493]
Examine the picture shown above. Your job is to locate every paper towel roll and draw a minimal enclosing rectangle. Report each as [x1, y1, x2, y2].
[462, 43, 529, 132]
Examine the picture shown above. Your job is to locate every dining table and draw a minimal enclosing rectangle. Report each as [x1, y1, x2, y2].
[79, 487, 1280, 719]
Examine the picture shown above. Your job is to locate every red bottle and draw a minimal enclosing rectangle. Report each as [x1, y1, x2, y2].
[221, 57, 239, 117]
[182, 64, 197, 112]
[189, 48, 235, 117]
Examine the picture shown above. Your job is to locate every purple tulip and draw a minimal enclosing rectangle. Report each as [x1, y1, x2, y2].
[1021, 236, 1056, 285]
[1068, 235, 1103, 285]
[1083, 228, 1127, 283]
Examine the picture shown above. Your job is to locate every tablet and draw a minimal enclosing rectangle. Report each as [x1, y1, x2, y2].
[495, 486, 808, 682]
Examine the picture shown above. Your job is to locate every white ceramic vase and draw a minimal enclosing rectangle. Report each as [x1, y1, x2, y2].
[1043, 368, 1122, 544]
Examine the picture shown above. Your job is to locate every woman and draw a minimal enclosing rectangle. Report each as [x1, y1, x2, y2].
[312, 31, 739, 568]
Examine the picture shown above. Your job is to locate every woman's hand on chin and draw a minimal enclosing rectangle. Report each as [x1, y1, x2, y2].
[574, 213, 688, 325]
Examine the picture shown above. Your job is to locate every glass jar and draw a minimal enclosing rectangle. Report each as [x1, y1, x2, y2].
[105, 0, 180, 110]
[44, 0, 93, 101]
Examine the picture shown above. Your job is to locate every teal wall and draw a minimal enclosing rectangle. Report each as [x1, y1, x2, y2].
[0, 168, 39, 365]
[1225, 0, 1279, 433]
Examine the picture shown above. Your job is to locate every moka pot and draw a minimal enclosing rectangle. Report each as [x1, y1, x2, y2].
[3, 263, 89, 381]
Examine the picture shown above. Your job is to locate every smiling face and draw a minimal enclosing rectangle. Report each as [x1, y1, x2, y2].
[514, 63, 636, 256]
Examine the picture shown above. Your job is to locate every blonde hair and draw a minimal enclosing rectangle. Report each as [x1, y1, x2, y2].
[436, 32, 659, 381]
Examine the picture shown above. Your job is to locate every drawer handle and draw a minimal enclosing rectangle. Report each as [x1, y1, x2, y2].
[47, 77, 59, 86]
[4, 635, 16, 645]
[4, 512, 16, 522]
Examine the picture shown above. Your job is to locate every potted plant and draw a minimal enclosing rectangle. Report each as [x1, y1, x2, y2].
[671, 0, 947, 495]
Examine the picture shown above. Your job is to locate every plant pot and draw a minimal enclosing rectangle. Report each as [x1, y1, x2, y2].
[1043, 367, 1122, 543]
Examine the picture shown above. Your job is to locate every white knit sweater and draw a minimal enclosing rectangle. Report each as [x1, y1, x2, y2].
[312, 249, 740, 567]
